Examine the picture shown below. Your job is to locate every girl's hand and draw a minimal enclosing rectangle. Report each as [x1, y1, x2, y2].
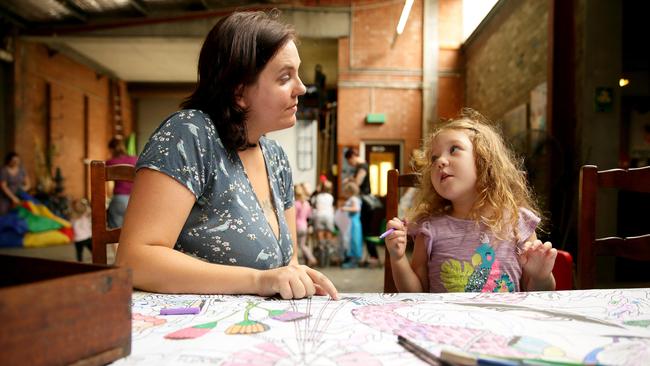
[385, 217, 407, 260]
[518, 240, 557, 282]
[255, 264, 339, 300]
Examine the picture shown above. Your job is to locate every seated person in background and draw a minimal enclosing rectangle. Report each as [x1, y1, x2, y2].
[385, 109, 556, 293]
[115, 10, 337, 300]
[0, 152, 30, 216]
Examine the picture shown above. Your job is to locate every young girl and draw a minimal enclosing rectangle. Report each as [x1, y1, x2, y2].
[294, 183, 317, 267]
[340, 181, 363, 269]
[385, 110, 557, 292]
[312, 179, 336, 265]
[70, 198, 92, 262]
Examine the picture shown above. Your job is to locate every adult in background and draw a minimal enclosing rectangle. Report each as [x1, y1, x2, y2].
[115, 10, 338, 300]
[0, 152, 30, 216]
[344, 148, 381, 267]
[106, 137, 138, 229]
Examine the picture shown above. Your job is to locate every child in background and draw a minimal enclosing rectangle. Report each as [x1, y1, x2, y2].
[295, 183, 317, 267]
[70, 198, 92, 262]
[340, 181, 363, 269]
[385, 109, 557, 292]
[312, 179, 336, 266]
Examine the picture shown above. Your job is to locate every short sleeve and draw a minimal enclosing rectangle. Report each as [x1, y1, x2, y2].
[136, 110, 218, 199]
[517, 207, 541, 243]
[409, 219, 435, 257]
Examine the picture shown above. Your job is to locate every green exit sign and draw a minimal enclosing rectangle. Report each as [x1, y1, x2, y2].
[366, 113, 386, 124]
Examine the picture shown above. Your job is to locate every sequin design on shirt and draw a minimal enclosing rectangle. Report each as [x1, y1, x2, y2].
[440, 234, 515, 293]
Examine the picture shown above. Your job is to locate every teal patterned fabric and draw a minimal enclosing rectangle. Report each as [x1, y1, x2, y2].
[137, 109, 294, 269]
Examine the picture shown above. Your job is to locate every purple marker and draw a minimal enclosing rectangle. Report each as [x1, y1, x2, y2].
[379, 228, 395, 239]
[160, 307, 201, 315]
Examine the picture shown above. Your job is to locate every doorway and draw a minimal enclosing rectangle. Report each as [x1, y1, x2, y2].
[364, 143, 401, 197]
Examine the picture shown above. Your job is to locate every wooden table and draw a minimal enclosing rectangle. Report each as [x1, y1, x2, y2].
[113, 289, 650, 365]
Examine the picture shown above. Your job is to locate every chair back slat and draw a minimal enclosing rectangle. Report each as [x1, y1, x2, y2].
[106, 164, 136, 181]
[597, 166, 650, 192]
[90, 160, 135, 265]
[594, 235, 650, 260]
[578, 164, 650, 289]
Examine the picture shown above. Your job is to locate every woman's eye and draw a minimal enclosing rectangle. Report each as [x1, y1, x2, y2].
[450, 146, 459, 153]
[280, 74, 291, 82]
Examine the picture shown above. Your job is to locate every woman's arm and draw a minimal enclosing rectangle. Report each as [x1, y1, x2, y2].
[353, 166, 367, 187]
[116, 169, 337, 299]
[0, 180, 20, 204]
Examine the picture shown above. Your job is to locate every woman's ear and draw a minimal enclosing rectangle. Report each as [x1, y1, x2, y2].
[235, 84, 247, 109]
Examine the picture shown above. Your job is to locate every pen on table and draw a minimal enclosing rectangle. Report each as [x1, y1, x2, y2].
[160, 307, 201, 315]
[397, 335, 454, 366]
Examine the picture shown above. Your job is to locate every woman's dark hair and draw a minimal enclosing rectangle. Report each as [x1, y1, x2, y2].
[181, 10, 296, 151]
[4, 152, 18, 165]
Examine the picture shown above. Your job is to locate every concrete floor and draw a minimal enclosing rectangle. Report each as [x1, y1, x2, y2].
[0, 244, 385, 293]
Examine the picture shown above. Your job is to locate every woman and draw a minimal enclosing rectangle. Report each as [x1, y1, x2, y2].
[0, 152, 30, 216]
[116, 10, 338, 300]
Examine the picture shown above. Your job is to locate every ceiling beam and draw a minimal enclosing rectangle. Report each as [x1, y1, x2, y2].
[129, 0, 149, 16]
[59, 0, 88, 22]
[0, 4, 28, 28]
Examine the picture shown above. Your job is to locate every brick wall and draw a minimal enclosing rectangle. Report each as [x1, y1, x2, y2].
[337, 0, 424, 182]
[13, 40, 131, 200]
[438, 0, 464, 120]
[464, 0, 548, 121]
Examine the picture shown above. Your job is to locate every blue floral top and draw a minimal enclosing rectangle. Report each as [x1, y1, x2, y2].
[137, 109, 294, 269]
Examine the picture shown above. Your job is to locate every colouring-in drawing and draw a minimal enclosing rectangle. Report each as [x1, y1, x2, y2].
[113, 289, 650, 366]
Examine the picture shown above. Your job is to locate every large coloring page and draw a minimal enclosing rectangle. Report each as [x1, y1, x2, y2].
[114, 289, 650, 365]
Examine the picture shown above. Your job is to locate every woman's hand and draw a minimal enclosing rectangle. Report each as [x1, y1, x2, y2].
[385, 217, 408, 261]
[255, 264, 339, 300]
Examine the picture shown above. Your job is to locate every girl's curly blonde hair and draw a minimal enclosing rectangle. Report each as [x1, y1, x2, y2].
[408, 109, 541, 240]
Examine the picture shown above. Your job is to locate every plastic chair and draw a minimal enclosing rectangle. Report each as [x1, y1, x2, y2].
[90, 160, 135, 265]
[384, 169, 574, 292]
[577, 165, 650, 289]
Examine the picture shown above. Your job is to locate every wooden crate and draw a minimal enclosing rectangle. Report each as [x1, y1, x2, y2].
[0, 255, 132, 366]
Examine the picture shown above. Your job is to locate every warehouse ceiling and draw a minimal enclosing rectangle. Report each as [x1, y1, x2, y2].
[0, 0, 350, 82]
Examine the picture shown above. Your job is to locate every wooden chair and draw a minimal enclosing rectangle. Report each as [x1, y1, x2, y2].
[90, 160, 135, 265]
[577, 165, 650, 289]
[384, 169, 420, 292]
[384, 168, 575, 292]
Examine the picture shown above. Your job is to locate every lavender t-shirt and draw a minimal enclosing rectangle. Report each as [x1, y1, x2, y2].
[412, 208, 540, 293]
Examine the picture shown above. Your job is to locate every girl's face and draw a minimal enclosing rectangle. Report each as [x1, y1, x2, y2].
[238, 40, 307, 138]
[429, 129, 478, 206]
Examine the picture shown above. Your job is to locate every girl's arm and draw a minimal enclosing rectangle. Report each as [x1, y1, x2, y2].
[116, 168, 338, 299]
[519, 232, 557, 291]
[389, 232, 429, 292]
